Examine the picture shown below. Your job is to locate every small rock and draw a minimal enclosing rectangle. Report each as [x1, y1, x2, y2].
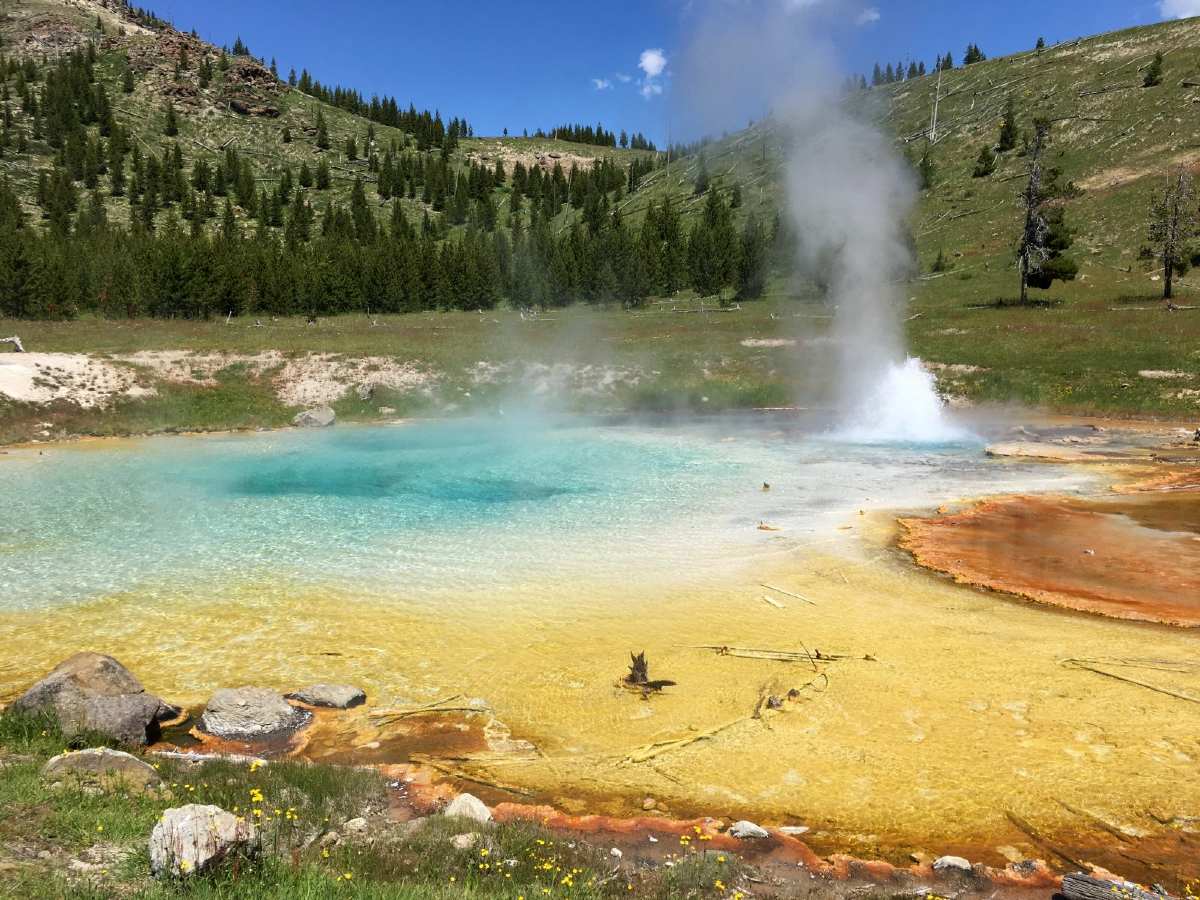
[292, 406, 336, 428]
[779, 825, 810, 836]
[450, 832, 479, 850]
[443, 792, 492, 824]
[355, 383, 374, 402]
[933, 855, 973, 874]
[149, 804, 258, 877]
[609, 847, 623, 858]
[287, 684, 366, 709]
[199, 687, 309, 739]
[729, 820, 769, 839]
[642, 797, 657, 811]
[317, 831, 340, 849]
[42, 747, 161, 792]
[379, 406, 396, 416]
[37, 850, 52, 860]
[342, 817, 368, 834]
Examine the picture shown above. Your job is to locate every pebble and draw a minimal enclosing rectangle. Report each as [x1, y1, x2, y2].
[451, 833, 479, 850]
[443, 792, 492, 824]
[610, 847, 623, 858]
[342, 817, 368, 834]
[642, 797, 656, 811]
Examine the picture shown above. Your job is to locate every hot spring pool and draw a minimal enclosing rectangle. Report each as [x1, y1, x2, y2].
[1, 415, 1075, 611]
[3, 416, 1198, 868]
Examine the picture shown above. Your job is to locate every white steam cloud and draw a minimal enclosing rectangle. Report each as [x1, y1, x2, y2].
[1160, 0, 1200, 18]
[674, 0, 966, 443]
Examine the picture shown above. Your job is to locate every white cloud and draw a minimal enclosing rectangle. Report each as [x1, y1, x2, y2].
[640, 82, 664, 99]
[639, 48, 668, 78]
[616, 72, 633, 83]
[1161, 0, 1200, 16]
[592, 78, 612, 90]
[855, 6, 880, 25]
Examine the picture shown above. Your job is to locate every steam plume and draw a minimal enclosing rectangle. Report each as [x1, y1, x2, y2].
[673, 0, 966, 442]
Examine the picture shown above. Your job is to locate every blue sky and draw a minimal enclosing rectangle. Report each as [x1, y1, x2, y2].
[146, 0, 1191, 144]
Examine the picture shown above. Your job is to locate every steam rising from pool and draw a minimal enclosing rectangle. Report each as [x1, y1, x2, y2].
[674, 0, 967, 445]
[831, 358, 972, 445]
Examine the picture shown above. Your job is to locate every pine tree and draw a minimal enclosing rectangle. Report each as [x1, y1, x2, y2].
[1017, 122, 1077, 303]
[973, 145, 997, 178]
[163, 102, 178, 137]
[1144, 51, 1164, 88]
[997, 96, 1018, 152]
[122, 66, 134, 94]
[736, 213, 768, 299]
[316, 158, 331, 190]
[917, 147, 936, 190]
[315, 110, 330, 150]
[299, 161, 313, 188]
[345, 134, 357, 161]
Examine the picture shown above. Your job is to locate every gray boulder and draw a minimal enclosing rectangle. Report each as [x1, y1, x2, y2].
[149, 804, 258, 877]
[10, 652, 178, 746]
[354, 383, 374, 401]
[42, 747, 161, 792]
[933, 855, 973, 874]
[287, 684, 366, 709]
[293, 406, 335, 428]
[443, 793, 492, 824]
[729, 820, 770, 839]
[199, 687, 309, 739]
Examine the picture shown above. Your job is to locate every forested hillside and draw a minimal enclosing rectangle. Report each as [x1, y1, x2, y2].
[4, 0, 1200, 330]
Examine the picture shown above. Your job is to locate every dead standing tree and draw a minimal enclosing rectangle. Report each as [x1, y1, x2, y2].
[1017, 122, 1050, 306]
[1147, 168, 1197, 307]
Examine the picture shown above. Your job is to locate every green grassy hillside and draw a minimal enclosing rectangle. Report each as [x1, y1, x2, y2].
[0, 1, 1198, 427]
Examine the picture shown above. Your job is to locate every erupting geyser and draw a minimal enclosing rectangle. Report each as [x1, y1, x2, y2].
[676, 0, 969, 444]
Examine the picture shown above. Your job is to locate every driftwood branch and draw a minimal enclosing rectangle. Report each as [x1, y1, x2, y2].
[1063, 659, 1200, 704]
[760, 583, 817, 606]
[1, 336, 24, 352]
[1061, 874, 1173, 900]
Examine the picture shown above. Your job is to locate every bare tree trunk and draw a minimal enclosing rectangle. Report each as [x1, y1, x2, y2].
[0, 336, 24, 353]
[1165, 258, 1174, 300]
[1019, 256, 1028, 305]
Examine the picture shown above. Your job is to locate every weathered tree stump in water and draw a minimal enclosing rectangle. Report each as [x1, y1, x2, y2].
[1059, 874, 1172, 900]
[622, 652, 676, 696]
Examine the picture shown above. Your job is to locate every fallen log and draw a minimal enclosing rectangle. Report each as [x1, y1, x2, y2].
[1, 335, 24, 352]
[1060, 873, 1173, 900]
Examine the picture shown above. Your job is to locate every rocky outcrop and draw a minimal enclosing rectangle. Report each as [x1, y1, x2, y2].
[149, 804, 258, 877]
[42, 747, 161, 792]
[199, 687, 309, 739]
[10, 652, 178, 745]
[292, 406, 336, 428]
[287, 684, 366, 709]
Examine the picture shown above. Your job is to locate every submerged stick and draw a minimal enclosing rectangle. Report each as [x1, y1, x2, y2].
[1063, 660, 1200, 705]
[408, 754, 536, 797]
[760, 583, 817, 606]
[761, 594, 785, 610]
[1005, 810, 1086, 869]
[622, 717, 752, 765]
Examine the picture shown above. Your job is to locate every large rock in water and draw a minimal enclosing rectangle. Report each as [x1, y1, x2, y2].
[10, 652, 178, 745]
[293, 406, 335, 428]
[149, 804, 258, 877]
[42, 747, 161, 792]
[286, 684, 366, 709]
[199, 687, 309, 738]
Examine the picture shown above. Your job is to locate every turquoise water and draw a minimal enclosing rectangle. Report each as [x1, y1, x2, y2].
[0, 417, 1086, 612]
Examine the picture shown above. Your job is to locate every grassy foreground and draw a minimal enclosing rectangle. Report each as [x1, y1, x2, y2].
[0, 711, 748, 899]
